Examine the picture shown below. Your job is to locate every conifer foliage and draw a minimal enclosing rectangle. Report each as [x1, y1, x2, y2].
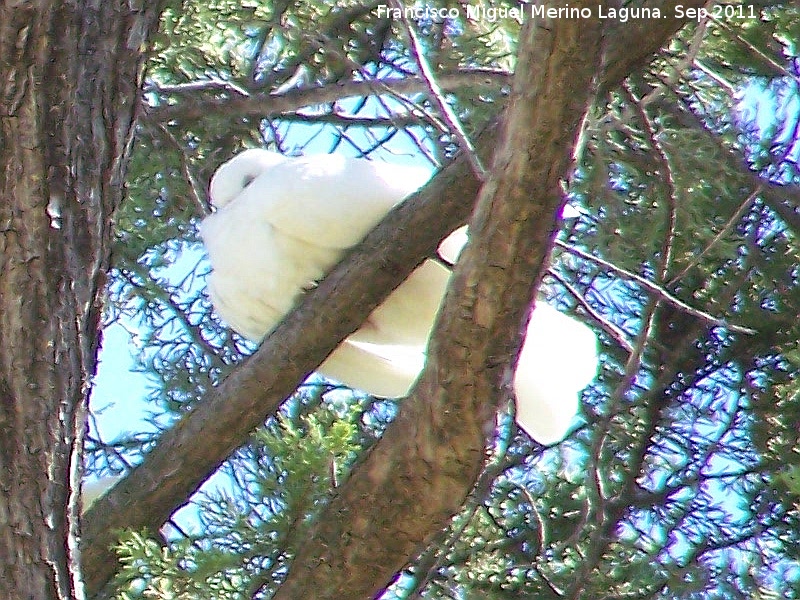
[9, 1, 800, 598]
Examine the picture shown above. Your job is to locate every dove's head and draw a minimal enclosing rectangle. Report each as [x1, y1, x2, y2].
[209, 149, 289, 209]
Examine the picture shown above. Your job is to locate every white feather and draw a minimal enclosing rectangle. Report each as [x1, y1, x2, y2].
[437, 225, 469, 264]
[201, 149, 599, 445]
[82, 475, 122, 513]
[513, 303, 598, 445]
[349, 259, 451, 348]
[320, 340, 426, 398]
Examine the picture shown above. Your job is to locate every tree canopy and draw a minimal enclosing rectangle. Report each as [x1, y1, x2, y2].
[23, 0, 800, 598]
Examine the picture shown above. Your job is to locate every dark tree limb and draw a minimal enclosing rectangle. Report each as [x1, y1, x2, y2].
[269, 8, 606, 598]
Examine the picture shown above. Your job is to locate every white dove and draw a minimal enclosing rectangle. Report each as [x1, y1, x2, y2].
[200, 149, 598, 444]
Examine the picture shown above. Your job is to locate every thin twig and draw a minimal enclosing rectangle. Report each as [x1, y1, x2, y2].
[667, 187, 760, 286]
[144, 77, 250, 97]
[553, 240, 756, 335]
[693, 59, 736, 96]
[391, 0, 486, 180]
[713, 16, 799, 85]
[144, 118, 210, 216]
[547, 268, 634, 354]
[307, 31, 451, 134]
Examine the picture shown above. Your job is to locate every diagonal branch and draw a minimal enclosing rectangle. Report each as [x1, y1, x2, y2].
[553, 240, 757, 335]
[269, 8, 607, 598]
[82, 116, 492, 598]
[391, 0, 487, 179]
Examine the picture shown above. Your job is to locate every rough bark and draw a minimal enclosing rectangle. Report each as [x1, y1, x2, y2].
[81, 0, 708, 596]
[0, 2, 163, 598]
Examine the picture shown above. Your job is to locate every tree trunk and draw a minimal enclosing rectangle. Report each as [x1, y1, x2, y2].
[0, 2, 162, 598]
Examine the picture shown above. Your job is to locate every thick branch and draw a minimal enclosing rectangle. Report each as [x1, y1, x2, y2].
[0, 2, 163, 598]
[269, 11, 605, 599]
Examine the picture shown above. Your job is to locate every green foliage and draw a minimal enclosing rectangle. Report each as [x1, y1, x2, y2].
[114, 531, 248, 600]
[92, 1, 800, 599]
[112, 395, 367, 599]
